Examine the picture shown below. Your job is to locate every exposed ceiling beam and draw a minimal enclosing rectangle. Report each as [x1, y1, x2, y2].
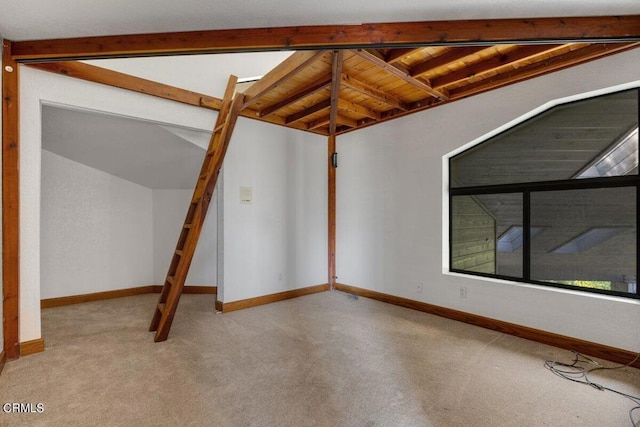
[28, 61, 220, 110]
[386, 47, 426, 66]
[329, 50, 343, 135]
[431, 44, 563, 89]
[337, 99, 380, 120]
[355, 49, 450, 101]
[10, 15, 640, 61]
[409, 46, 489, 78]
[337, 114, 359, 128]
[448, 42, 640, 100]
[308, 114, 358, 131]
[242, 50, 325, 109]
[259, 74, 332, 117]
[340, 73, 409, 111]
[285, 98, 332, 124]
[25, 61, 289, 126]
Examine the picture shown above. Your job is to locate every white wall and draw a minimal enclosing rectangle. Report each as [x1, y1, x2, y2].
[20, 55, 327, 342]
[337, 48, 640, 352]
[20, 66, 216, 342]
[40, 150, 153, 299]
[152, 189, 217, 286]
[221, 118, 327, 302]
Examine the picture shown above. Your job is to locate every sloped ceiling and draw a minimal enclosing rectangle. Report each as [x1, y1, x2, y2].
[41, 105, 212, 189]
[1, 0, 639, 41]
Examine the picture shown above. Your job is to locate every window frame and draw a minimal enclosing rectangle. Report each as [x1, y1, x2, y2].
[448, 86, 640, 300]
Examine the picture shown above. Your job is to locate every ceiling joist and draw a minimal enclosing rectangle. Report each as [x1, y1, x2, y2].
[340, 74, 409, 111]
[431, 44, 564, 89]
[409, 46, 489, 78]
[242, 50, 325, 109]
[354, 49, 450, 101]
[447, 42, 640, 100]
[285, 98, 332, 124]
[259, 73, 332, 118]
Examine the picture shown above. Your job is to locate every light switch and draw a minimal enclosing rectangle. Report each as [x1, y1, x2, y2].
[240, 186, 253, 204]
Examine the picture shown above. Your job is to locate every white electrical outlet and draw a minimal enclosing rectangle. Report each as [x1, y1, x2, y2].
[416, 283, 423, 293]
[459, 287, 467, 298]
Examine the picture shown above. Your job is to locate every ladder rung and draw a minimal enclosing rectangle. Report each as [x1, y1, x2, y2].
[167, 276, 175, 286]
[157, 303, 165, 315]
[214, 123, 225, 133]
[207, 148, 216, 156]
[184, 223, 192, 229]
[199, 171, 208, 180]
[176, 250, 183, 257]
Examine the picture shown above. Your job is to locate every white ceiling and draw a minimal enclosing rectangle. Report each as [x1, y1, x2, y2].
[42, 105, 212, 190]
[2, 0, 639, 41]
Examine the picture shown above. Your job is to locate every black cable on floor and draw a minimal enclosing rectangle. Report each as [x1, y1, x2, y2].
[544, 351, 640, 427]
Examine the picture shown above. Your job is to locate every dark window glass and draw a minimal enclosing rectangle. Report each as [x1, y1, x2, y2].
[530, 187, 636, 293]
[450, 87, 639, 298]
[451, 89, 638, 188]
[452, 193, 523, 277]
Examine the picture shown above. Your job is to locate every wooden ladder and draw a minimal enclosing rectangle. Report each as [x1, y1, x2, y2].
[150, 75, 243, 342]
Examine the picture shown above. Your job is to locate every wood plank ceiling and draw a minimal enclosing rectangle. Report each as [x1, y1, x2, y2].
[237, 42, 640, 136]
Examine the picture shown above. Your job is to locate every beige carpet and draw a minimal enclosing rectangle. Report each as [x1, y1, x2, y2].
[0, 291, 638, 426]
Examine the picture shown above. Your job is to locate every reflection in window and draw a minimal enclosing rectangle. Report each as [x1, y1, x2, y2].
[498, 226, 544, 252]
[551, 227, 630, 253]
[450, 87, 639, 298]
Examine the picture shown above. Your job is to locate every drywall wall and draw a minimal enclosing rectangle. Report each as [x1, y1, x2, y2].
[40, 150, 153, 299]
[20, 53, 327, 341]
[20, 65, 216, 342]
[336, 48, 640, 352]
[220, 118, 327, 303]
[152, 189, 217, 286]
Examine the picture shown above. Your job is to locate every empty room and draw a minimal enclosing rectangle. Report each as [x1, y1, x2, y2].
[1, 1, 639, 426]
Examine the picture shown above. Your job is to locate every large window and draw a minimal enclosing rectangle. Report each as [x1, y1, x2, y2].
[450, 87, 639, 299]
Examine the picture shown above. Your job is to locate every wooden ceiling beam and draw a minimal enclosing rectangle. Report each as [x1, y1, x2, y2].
[285, 98, 332, 124]
[10, 16, 640, 61]
[410, 46, 489, 78]
[386, 47, 427, 65]
[431, 44, 563, 89]
[337, 99, 381, 120]
[329, 50, 343, 135]
[354, 49, 450, 101]
[28, 61, 220, 109]
[448, 42, 640, 100]
[259, 73, 332, 117]
[308, 116, 331, 130]
[341, 73, 409, 111]
[308, 114, 358, 130]
[337, 114, 359, 128]
[242, 50, 325, 109]
[25, 61, 282, 124]
[26, 60, 313, 134]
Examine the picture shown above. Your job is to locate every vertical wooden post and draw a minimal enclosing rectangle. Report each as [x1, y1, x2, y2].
[2, 40, 20, 360]
[327, 50, 342, 290]
[328, 134, 336, 289]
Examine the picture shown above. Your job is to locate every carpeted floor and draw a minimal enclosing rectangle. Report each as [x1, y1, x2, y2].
[0, 291, 638, 426]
